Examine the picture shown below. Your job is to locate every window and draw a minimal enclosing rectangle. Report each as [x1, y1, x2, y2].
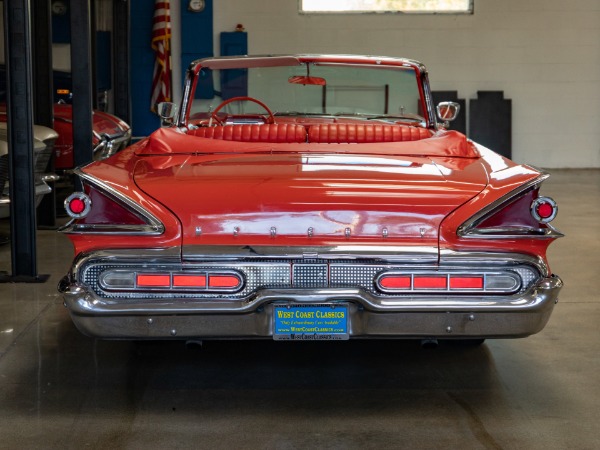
[301, 0, 472, 14]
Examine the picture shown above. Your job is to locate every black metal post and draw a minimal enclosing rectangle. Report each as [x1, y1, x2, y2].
[32, 0, 56, 228]
[70, 0, 94, 168]
[3, 0, 38, 279]
[113, 0, 131, 124]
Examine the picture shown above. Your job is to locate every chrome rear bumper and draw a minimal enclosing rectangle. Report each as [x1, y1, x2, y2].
[60, 275, 562, 340]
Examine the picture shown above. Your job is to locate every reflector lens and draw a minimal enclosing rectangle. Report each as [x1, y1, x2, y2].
[530, 196, 558, 223]
[208, 275, 241, 289]
[413, 276, 447, 289]
[172, 274, 207, 288]
[536, 202, 553, 219]
[450, 276, 484, 289]
[64, 192, 92, 219]
[69, 198, 86, 214]
[379, 276, 411, 289]
[136, 274, 170, 287]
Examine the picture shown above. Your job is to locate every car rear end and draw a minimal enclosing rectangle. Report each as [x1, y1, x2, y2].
[58, 142, 562, 341]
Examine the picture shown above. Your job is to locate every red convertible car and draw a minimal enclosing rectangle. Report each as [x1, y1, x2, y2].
[58, 55, 563, 344]
[52, 104, 131, 171]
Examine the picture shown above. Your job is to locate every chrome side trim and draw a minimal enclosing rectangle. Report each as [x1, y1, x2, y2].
[457, 172, 564, 239]
[67, 247, 182, 282]
[462, 225, 564, 239]
[439, 250, 549, 277]
[59, 169, 165, 235]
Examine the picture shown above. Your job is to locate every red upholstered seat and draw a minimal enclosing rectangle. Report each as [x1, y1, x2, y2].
[308, 124, 431, 143]
[189, 124, 307, 143]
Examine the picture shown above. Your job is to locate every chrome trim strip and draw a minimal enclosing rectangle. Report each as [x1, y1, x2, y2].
[462, 225, 564, 239]
[68, 247, 182, 282]
[421, 71, 438, 130]
[59, 169, 165, 235]
[457, 172, 561, 239]
[182, 245, 439, 262]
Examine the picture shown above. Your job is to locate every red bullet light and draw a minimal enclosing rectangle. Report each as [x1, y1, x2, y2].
[64, 192, 92, 219]
[531, 197, 557, 223]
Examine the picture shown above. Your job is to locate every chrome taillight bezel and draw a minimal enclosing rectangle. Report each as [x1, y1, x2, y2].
[64, 192, 92, 219]
[530, 196, 558, 223]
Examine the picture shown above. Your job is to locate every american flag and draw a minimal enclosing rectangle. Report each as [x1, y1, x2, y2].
[150, 0, 172, 111]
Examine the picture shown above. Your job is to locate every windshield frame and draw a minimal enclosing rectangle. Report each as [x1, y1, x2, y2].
[177, 55, 437, 130]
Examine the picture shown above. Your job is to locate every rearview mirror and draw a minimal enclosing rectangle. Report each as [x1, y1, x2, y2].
[436, 101, 460, 124]
[288, 75, 327, 86]
[156, 102, 178, 126]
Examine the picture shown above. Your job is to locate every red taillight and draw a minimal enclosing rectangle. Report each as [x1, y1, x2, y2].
[121, 271, 243, 291]
[64, 192, 92, 219]
[449, 276, 483, 289]
[531, 197, 557, 223]
[69, 198, 85, 214]
[136, 274, 170, 287]
[172, 274, 207, 288]
[377, 273, 490, 292]
[379, 276, 411, 289]
[537, 203, 552, 218]
[414, 276, 447, 289]
[208, 275, 241, 289]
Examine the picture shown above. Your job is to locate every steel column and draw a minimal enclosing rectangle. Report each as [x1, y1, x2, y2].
[70, 0, 94, 168]
[32, 0, 56, 228]
[113, 0, 131, 124]
[3, 0, 38, 278]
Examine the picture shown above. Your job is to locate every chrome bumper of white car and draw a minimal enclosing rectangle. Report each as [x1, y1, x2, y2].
[59, 247, 562, 340]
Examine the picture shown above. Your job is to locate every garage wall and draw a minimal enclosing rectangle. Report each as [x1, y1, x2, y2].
[212, 0, 600, 168]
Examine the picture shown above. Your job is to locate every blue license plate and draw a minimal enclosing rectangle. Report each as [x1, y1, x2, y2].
[273, 304, 349, 341]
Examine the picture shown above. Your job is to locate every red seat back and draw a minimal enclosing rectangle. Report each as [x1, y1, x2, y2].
[190, 124, 307, 143]
[308, 124, 431, 143]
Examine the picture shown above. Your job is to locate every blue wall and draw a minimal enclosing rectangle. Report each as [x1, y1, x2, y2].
[130, 0, 214, 137]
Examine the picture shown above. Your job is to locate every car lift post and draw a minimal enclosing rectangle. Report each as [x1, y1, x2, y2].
[2, 0, 40, 281]
[70, 0, 94, 168]
[33, 0, 57, 229]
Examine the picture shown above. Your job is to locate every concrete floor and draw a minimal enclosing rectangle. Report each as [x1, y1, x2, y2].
[0, 169, 598, 449]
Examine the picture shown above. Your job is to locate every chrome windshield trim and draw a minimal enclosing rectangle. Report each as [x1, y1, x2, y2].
[421, 71, 437, 130]
[457, 172, 555, 238]
[60, 169, 165, 236]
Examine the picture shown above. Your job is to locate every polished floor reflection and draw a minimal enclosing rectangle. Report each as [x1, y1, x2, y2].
[0, 169, 598, 449]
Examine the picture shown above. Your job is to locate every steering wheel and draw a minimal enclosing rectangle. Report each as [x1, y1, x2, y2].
[210, 96, 275, 125]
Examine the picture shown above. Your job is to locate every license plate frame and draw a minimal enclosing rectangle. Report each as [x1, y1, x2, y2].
[273, 303, 349, 341]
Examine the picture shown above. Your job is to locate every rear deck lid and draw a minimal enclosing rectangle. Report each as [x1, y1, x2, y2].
[133, 152, 487, 252]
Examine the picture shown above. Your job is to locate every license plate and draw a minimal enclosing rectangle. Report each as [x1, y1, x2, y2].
[273, 304, 349, 341]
